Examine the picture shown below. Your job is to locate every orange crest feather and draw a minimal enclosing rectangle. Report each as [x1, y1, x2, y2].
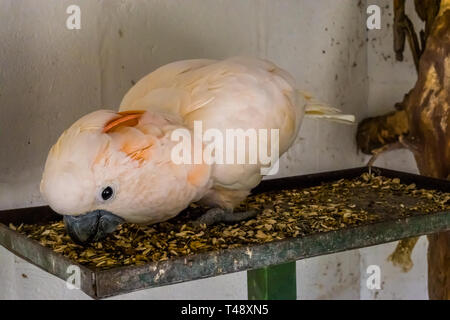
[103, 110, 145, 133]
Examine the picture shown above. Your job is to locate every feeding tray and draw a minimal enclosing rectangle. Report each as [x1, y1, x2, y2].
[0, 167, 449, 299]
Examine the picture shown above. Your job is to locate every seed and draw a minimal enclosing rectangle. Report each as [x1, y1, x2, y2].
[8, 173, 448, 270]
[256, 230, 268, 239]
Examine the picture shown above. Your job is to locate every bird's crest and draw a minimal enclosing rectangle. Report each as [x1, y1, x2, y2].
[103, 110, 146, 133]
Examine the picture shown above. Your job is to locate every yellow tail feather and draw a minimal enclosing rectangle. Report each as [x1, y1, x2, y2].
[298, 90, 355, 124]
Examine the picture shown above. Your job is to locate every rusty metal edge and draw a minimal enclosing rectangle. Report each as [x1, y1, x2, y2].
[0, 223, 97, 298]
[95, 211, 450, 298]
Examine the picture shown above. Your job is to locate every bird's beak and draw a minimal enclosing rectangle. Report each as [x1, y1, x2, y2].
[63, 210, 124, 245]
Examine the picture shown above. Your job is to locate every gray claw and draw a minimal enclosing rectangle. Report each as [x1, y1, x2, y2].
[193, 208, 257, 227]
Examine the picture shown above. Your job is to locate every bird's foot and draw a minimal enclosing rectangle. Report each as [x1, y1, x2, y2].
[193, 208, 257, 227]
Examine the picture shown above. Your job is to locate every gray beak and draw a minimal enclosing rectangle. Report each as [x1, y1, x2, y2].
[63, 210, 124, 245]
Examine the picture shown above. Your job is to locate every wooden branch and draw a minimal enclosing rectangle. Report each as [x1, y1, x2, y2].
[356, 109, 409, 155]
[415, 0, 441, 38]
[358, 0, 450, 299]
[388, 237, 420, 272]
[404, 15, 422, 71]
[394, 0, 422, 71]
[404, 6, 450, 179]
[410, 3, 450, 298]
[366, 140, 405, 167]
[428, 232, 450, 299]
[394, 0, 407, 62]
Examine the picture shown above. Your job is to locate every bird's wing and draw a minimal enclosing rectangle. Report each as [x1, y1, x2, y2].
[119, 57, 302, 191]
[120, 57, 301, 149]
[119, 59, 216, 116]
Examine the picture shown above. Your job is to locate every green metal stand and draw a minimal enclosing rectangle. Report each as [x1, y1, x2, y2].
[247, 261, 297, 300]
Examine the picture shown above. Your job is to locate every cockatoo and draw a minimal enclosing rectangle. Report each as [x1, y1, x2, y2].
[40, 57, 354, 244]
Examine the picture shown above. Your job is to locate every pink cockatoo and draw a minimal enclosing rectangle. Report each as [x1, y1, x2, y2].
[40, 57, 354, 244]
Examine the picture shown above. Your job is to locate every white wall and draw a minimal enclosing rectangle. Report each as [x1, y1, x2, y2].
[0, 0, 426, 299]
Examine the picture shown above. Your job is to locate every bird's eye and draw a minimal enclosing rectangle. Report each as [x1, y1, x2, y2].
[101, 186, 114, 201]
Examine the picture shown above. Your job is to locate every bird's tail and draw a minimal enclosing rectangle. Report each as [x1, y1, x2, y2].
[299, 91, 355, 124]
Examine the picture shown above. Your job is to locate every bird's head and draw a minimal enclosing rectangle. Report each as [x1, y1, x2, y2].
[40, 109, 210, 244]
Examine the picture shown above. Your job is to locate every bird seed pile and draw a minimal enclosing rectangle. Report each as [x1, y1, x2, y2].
[10, 173, 450, 270]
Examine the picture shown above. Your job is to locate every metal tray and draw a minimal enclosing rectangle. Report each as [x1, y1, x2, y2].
[0, 166, 449, 298]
